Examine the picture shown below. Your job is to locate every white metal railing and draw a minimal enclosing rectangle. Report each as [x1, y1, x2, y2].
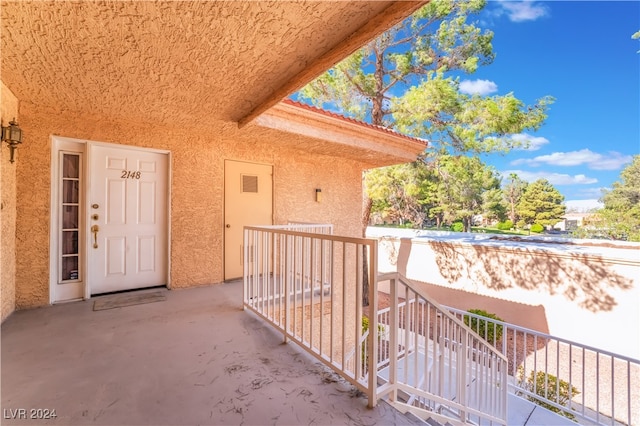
[244, 227, 509, 424]
[243, 224, 380, 405]
[376, 273, 509, 426]
[244, 227, 637, 425]
[445, 306, 640, 426]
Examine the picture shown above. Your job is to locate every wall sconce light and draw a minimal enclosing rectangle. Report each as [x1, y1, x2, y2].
[315, 188, 322, 203]
[1, 118, 23, 163]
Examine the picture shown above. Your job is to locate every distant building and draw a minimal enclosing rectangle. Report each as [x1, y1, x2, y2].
[554, 212, 595, 231]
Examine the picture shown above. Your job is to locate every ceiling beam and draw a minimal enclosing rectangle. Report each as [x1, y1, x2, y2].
[236, 1, 428, 128]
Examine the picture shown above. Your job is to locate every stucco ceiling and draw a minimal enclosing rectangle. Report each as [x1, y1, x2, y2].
[1, 1, 423, 127]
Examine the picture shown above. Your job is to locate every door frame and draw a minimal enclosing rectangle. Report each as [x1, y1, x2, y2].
[223, 158, 274, 281]
[49, 136, 172, 303]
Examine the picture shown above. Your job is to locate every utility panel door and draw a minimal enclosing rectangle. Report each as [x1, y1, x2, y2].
[89, 145, 168, 294]
[224, 160, 273, 280]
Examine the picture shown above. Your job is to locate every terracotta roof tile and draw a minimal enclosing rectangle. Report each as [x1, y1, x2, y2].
[282, 98, 428, 146]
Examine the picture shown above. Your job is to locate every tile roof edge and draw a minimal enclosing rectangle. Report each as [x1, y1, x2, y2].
[280, 98, 428, 146]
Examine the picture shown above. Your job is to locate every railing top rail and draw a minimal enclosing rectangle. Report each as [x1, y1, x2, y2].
[245, 225, 376, 246]
[257, 223, 334, 230]
[377, 272, 508, 363]
[286, 221, 334, 226]
[445, 305, 640, 364]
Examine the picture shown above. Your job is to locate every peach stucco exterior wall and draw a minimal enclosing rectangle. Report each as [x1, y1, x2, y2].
[13, 102, 364, 309]
[376, 235, 640, 359]
[1, 82, 18, 321]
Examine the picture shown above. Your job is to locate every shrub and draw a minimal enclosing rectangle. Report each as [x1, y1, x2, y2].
[463, 309, 504, 343]
[531, 223, 544, 233]
[362, 316, 370, 333]
[361, 317, 385, 370]
[362, 316, 384, 336]
[519, 369, 580, 420]
[496, 220, 513, 230]
[451, 221, 464, 232]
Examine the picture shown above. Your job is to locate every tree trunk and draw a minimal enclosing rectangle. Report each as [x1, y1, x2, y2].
[361, 44, 385, 308]
[371, 45, 385, 126]
[361, 194, 373, 307]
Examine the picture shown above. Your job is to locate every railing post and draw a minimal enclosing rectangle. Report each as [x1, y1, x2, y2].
[389, 274, 398, 403]
[243, 228, 248, 310]
[367, 241, 378, 408]
[458, 327, 468, 423]
[283, 233, 290, 343]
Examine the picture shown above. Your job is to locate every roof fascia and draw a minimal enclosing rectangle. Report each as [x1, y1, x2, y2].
[255, 101, 425, 162]
[237, 1, 428, 128]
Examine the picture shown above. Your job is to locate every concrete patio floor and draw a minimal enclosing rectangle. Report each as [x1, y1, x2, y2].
[1, 281, 420, 426]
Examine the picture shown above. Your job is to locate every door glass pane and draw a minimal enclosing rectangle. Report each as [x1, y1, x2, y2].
[62, 180, 80, 203]
[59, 151, 82, 284]
[62, 206, 78, 229]
[63, 155, 80, 178]
[62, 257, 79, 281]
[62, 231, 78, 255]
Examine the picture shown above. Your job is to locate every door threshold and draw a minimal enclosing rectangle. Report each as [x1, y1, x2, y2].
[92, 285, 167, 298]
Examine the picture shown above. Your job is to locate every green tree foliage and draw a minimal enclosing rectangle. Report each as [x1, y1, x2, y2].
[516, 179, 566, 228]
[299, 0, 552, 150]
[503, 173, 528, 224]
[597, 155, 640, 241]
[366, 155, 500, 231]
[301, 0, 496, 127]
[434, 155, 500, 232]
[393, 77, 552, 153]
[482, 187, 508, 224]
[365, 162, 436, 226]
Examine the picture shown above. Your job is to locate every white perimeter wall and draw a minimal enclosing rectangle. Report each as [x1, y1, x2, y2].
[369, 227, 640, 359]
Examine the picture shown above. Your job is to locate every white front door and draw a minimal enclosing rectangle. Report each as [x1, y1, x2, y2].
[224, 160, 273, 280]
[88, 145, 168, 294]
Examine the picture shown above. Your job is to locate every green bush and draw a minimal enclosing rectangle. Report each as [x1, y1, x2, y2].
[531, 223, 544, 233]
[463, 309, 504, 343]
[496, 220, 513, 230]
[451, 222, 464, 232]
[362, 316, 370, 333]
[362, 316, 384, 335]
[519, 369, 580, 420]
[361, 317, 385, 371]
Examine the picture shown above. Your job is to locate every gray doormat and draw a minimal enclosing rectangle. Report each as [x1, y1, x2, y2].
[93, 290, 166, 311]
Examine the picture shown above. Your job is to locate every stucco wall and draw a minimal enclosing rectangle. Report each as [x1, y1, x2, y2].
[14, 102, 364, 309]
[374, 231, 640, 359]
[1, 82, 18, 321]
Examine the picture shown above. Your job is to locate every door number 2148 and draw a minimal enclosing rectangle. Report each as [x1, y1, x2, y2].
[121, 170, 141, 179]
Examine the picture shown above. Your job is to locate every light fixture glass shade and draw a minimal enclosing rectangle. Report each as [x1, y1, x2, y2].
[2, 119, 23, 163]
[2, 120, 22, 144]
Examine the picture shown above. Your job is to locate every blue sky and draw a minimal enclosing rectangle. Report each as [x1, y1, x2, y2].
[465, 0, 639, 211]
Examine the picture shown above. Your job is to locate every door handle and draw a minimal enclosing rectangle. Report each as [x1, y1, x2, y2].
[226, 224, 231, 228]
[91, 225, 99, 248]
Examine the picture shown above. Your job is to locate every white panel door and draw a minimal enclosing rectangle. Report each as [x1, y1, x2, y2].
[224, 160, 273, 280]
[89, 145, 168, 294]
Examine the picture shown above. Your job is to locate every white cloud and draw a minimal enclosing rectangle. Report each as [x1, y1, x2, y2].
[565, 199, 603, 212]
[510, 149, 632, 170]
[459, 79, 498, 96]
[498, 1, 549, 22]
[502, 169, 598, 185]
[508, 133, 550, 151]
[590, 152, 634, 170]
